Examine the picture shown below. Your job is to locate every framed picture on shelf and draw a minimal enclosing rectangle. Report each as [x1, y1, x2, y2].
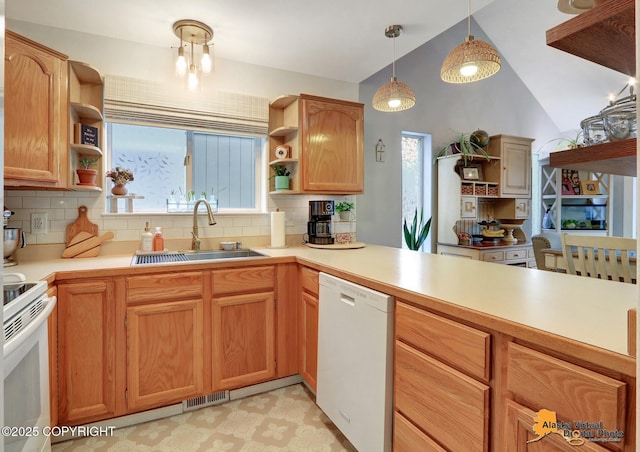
[458, 163, 483, 180]
[580, 181, 600, 195]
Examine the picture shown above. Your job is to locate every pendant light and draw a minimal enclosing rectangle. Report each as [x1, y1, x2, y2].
[372, 25, 416, 112]
[173, 20, 214, 90]
[440, 0, 501, 83]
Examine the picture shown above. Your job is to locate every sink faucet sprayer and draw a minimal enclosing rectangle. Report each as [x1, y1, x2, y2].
[192, 199, 217, 251]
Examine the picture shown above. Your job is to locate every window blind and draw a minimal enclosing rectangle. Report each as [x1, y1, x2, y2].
[104, 75, 269, 136]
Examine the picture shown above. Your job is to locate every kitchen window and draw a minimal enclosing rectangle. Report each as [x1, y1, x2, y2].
[107, 122, 264, 213]
[103, 75, 269, 214]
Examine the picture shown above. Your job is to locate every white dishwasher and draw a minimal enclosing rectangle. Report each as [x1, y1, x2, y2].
[317, 272, 394, 452]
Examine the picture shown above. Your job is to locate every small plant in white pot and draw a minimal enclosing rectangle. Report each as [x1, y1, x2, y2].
[76, 157, 98, 186]
[335, 201, 354, 220]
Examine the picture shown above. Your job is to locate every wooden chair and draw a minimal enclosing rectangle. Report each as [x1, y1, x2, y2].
[561, 233, 637, 283]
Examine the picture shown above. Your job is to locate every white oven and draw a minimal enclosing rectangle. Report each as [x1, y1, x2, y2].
[3, 274, 56, 452]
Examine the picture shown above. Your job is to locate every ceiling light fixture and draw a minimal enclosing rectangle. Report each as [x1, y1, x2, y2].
[440, 0, 501, 83]
[372, 25, 416, 112]
[173, 19, 214, 90]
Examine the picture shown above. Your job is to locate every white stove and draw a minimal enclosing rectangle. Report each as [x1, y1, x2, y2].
[3, 273, 56, 452]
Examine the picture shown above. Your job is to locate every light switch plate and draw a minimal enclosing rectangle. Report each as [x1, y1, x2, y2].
[31, 212, 48, 235]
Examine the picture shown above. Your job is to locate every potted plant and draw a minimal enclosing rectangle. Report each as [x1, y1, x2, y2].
[434, 130, 491, 165]
[335, 201, 355, 220]
[76, 157, 99, 186]
[106, 166, 134, 195]
[271, 165, 291, 191]
[403, 208, 432, 250]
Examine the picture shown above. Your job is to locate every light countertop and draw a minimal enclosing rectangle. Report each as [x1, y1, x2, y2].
[10, 244, 637, 357]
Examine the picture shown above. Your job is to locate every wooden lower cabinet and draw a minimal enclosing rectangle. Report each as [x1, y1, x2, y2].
[393, 411, 445, 452]
[57, 279, 117, 425]
[211, 266, 276, 390]
[212, 291, 275, 389]
[299, 266, 319, 391]
[126, 299, 204, 412]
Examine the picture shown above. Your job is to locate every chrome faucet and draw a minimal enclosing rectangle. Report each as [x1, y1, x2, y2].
[191, 199, 217, 251]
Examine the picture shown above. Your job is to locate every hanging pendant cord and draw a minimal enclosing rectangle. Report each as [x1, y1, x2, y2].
[467, 0, 472, 36]
[392, 32, 396, 79]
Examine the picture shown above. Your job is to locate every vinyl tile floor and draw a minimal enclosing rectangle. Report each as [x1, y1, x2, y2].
[52, 384, 357, 451]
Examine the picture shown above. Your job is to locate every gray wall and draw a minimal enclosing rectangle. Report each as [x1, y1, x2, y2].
[357, 18, 560, 249]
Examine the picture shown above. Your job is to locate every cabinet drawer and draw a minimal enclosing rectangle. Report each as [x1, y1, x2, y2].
[127, 272, 203, 304]
[505, 249, 528, 261]
[506, 342, 627, 445]
[395, 341, 489, 452]
[394, 411, 445, 452]
[396, 301, 490, 381]
[212, 266, 274, 295]
[300, 266, 319, 296]
[482, 250, 504, 262]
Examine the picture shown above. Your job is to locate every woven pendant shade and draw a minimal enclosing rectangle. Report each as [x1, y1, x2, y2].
[441, 35, 501, 83]
[373, 77, 416, 112]
[372, 25, 416, 112]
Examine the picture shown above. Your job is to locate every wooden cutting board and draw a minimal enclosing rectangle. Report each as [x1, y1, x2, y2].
[62, 232, 114, 258]
[66, 206, 99, 246]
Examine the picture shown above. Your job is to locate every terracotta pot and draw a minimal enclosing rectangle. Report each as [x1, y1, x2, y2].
[111, 183, 128, 195]
[76, 169, 97, 185]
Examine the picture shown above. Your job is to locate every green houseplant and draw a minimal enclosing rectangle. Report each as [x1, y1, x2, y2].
[335, 201, 355, 220]
[403, 208, 432, 251]
[434, 130, 491, 165]
[271, 165, 291, 191]
[76, 157, 99, 186]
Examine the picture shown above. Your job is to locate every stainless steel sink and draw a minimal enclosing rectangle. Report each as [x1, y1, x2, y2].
[182, 249, 267, 261]
[131, 249, 267, 266]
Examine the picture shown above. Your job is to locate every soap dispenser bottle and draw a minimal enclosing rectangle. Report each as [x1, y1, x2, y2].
[542, 208, 553, 229]
[141, 222, 153, 252]
[153, 226, 165, 252]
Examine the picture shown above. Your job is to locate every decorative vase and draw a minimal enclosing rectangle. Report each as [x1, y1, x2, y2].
[76, 169, 97, 186]
[274, 176, 290, 191]
[111, 183, 128, 195]
[339, 211, 351, 221]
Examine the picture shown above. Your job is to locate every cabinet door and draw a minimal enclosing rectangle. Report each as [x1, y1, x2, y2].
[300, 291, 319, 391]
[5, 30, 68, 188]
[57, 280, 116, 425]
[300, 96, 364, 193]
[126, 299, 204, 412]
[503, 399, 609, 451]
[461, 196, 477, 219]
[501, 140, 531, 197]
[212, 292, 275, 390]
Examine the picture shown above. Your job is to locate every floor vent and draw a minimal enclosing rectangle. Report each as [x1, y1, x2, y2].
[182, 391, 229, 412]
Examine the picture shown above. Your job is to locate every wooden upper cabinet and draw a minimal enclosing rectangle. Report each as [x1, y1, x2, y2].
[300, 94, 364, 194]
[5, 30, 68, 188]
[486, 134, 533, 197]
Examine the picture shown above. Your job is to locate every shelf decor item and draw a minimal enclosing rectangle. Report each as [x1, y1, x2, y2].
[271, 164, 291, 191]
[106, 167, 134, 195]
[76, 157, 98, 186]
[580, 181, 601, 195]
[335, 201, 355, 220]
[435, 130, 491, 165]
[74, 123, 99, 146]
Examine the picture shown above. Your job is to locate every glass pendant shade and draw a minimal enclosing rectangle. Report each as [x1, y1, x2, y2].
[441, 35, 501, 83]
[176, 47, 187, 76]
[373, 77, 416, 112]
[201, 44, 212, 73]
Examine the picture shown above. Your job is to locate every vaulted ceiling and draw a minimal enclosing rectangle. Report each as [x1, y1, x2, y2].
[7, 0, 629, 133]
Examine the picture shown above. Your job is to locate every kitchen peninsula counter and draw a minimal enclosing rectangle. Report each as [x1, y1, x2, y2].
[11, 244, 636, 359]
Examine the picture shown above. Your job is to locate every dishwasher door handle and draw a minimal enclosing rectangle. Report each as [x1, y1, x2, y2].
[340, 293, 356, 307]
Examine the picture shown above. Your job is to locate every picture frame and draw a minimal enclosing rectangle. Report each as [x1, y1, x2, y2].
[561, 182, 575, 195]
[459, 163, 483, 180]
[580, 181, 601, 195]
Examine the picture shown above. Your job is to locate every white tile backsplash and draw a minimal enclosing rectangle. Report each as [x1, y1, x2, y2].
[4, 191, 356, 246]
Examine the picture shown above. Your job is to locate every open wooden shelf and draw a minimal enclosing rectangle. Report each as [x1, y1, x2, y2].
[546, 0, 635, 76]
[549, 138, 636, 177]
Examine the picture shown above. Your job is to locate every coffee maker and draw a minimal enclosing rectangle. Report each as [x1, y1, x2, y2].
[308, 201, 334, 245]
